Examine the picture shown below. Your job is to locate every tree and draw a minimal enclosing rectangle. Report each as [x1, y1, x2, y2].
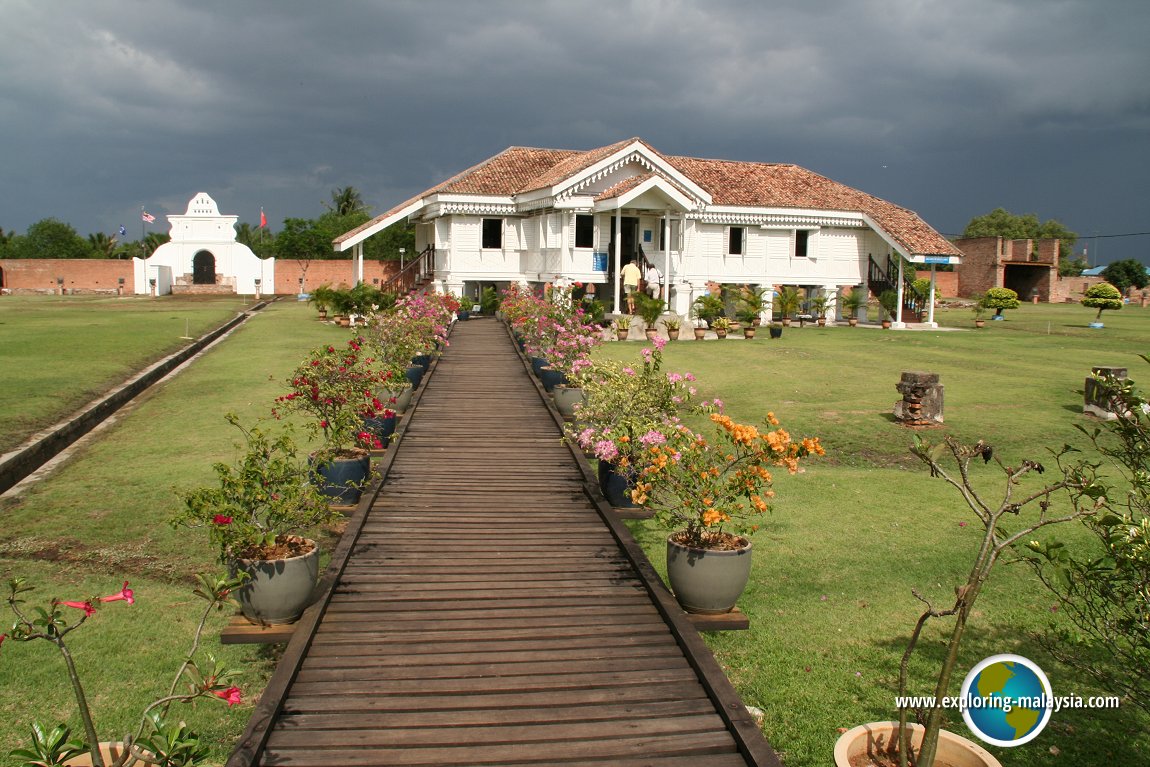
[981, 286, 1021, 318]
[963, 207, 1077, 262]
[142, 232, 169, 258]
[3, 218, 93, 259]
[87, 232, 118, 258]
[1023, 359, 1150, 714]
[323, 186, 368, 217]
[1101, 259, 1149, 293]
[1081, 283, 1123, 321]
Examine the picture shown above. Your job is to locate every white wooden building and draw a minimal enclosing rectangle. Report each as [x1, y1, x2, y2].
[334, 138, 961, 326]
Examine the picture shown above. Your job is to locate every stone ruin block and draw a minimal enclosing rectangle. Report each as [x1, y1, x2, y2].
[894, 371, 944, 426]
[1083, 366, 1128, 420]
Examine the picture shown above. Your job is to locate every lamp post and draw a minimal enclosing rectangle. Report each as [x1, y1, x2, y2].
[254, 278, 262, 300]
[56, 276, 64, 296]
[399, 247, 405, 270]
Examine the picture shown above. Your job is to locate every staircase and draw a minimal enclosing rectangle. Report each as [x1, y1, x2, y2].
[382, 245, 436, 295]
[867, 255, 924, 322]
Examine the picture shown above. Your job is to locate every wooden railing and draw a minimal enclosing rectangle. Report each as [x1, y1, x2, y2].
[868, 255, 925, 320]
[382, 245, 435, 295]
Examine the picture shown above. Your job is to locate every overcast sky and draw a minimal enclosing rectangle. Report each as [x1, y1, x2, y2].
[3, 0, 1148, 264]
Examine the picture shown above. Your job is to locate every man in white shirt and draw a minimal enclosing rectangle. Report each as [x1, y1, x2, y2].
[645, 262, 663, 300]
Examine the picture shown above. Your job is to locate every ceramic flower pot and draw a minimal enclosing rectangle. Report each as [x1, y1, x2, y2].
[552, 385, 585, 418]
[665, 535, 752, 614]
[67, 742, 156, 766]
[539, 366, 567, 392]
[404, 365, 424, 390]
[363, 412, 397, 448]
[833, 722, 1002, 767]
[693, 327, 707, 340]
[597, 460, 636, 508]
[310, 451, 371, 505]
[384, 385, 413, 414]
[233, 537, 320, 625]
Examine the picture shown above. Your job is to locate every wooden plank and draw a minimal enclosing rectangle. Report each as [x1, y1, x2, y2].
[227, 317, 780, 767]
[219, 615, 295, 645]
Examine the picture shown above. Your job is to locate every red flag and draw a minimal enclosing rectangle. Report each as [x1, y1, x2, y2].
[259, 208, 267, 228]
[142, 210, 155, 223]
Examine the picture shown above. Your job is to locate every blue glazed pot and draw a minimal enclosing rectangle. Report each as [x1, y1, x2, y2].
[405, 365, 424, 390]
[597, 460, 636, 508]
[363, 413, 397, 448]
[530, 356, 549, 378]
[411, 354, 432, 369]
[310, 452, 370, 506]
[539, 366, 567, 392]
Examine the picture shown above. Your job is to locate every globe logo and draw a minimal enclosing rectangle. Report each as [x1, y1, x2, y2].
[960, 654, 1053, 747]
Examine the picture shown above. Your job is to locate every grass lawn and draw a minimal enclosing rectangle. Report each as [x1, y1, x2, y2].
[0, 294, 257, 454]
[0, 299, 344, 766]
[1, 298, 1146, 766]
[594, 302, 1150, 766]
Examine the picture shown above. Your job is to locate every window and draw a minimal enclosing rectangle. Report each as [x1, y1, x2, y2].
[575, 215, 594, 248]
[482, 218, 503, 249]
[795, 229, 809, 258]
[729, 226, 745, 255]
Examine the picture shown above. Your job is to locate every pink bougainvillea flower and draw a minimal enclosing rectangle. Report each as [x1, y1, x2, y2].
[958, 521, 967, 527]
[99, 581, 135, 605]
[212, 686, 243, 706]
[62, 600, 96, 617]
[213, 515, 233, 525]
[0, 633, 7, 650]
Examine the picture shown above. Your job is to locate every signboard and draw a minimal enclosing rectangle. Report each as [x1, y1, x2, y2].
[922, 256, 955, 265]
[592, 252, 609, 272]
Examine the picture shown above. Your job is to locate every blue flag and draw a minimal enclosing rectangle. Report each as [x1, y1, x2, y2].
[118, 225, 127, 236]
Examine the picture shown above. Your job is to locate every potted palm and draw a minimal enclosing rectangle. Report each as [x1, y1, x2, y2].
[970, 293, 988, 328]
[691, 292, 725, 335]
[634, 292, 666, 341]
[834, 435, 1099, 767]
[631, 409, 823, 613]
[173, 414, 338, 624]
[774, 286, 802, 326]
[840, 288, 865, 326]
[307, 284, 335, 321]
[879, 289, 899, 328]
[735, 285, 769, 327]
[809, 293, 830, 326]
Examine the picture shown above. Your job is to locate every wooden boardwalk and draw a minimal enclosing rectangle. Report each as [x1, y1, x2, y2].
[228, 318, 781, 767]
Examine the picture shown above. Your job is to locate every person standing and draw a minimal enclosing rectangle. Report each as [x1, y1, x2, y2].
[645, 261, 663, 300]
[620, 259, 642, 314]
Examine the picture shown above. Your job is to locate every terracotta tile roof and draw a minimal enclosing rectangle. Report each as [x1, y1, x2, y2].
[665, 155, 960, 256]
[593, 172, 655, 202]
[337, 139, 958, 257]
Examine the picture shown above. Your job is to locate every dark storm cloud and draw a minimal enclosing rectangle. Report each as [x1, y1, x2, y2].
[2, 0, 1147, 261]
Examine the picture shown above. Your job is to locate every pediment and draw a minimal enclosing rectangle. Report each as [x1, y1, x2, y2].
[550, 141, 711, 208]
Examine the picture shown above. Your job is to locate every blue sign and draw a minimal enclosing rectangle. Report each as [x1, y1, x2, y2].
[923, 256, 953, 265]
[592, 252, 608, 272]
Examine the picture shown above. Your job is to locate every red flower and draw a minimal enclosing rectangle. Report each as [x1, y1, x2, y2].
[62, 600, 96, 617]
[213, 515, 233, 525]
[211, 686, 243, 706]
[0, 633, 7, 651]
[99, 581, 135, 605]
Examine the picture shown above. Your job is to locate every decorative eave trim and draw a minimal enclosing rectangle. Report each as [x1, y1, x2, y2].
[593, 176, 697, 213]
[424, 193, 519, 218]
[334, 198, 425, 252]
[553, 142, 713, 206]
[691, 207, 866, 228]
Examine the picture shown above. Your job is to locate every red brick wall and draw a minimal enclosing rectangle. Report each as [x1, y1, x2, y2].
[951, 237, 1002, 297]
[913, 270, 959, 297]
[0, 259, 134, 294]
[275, 260, 402, 294]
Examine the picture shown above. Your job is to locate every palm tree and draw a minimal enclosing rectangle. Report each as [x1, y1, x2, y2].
[323, 186, 368, 217]
[142, 232, 170, 257]
[88, 232, 118, 258]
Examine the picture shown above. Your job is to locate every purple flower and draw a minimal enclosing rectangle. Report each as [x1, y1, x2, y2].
[639, 430, 667, 446]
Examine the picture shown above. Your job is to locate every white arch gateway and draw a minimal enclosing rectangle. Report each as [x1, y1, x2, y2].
[134, 193, 271, 296]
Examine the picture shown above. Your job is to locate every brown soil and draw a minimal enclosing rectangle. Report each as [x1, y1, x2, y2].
[669, 530, 748, 551]
[235, 534, 316, 561]
[849, 752, 958, 767]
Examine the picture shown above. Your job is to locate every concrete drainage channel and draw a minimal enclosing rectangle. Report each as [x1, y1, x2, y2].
[0, 300, 271, 497]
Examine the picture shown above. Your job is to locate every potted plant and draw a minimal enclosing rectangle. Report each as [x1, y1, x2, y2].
[569, 337, 699, 508]
[327, 285, 355, 326]
[613, 315, 631, 341]
[981, 286, 1021, 321]
[173, 414, 339, 624]
[634, 292, 666, 340]
[1080, 282, 1123, 328]
[809, 293, 830, 326]
[274, 337, 390, 505]
[879, 289, 899, 328]
[709, 315, 731, 339]
[774, 286, 802, 326]
[735, 285, 769, 327]
[768, 321, 783, 339]
[691, 292, 725, 330]
[970, 293, 988, 328]
[3, 572, 245, 767]
[307, 283, 335, 321]
[631, 409, 823, 613]
[662, 314, 682, 340]
[834, 436, 1098, 767]
[839, 288, 865, 326]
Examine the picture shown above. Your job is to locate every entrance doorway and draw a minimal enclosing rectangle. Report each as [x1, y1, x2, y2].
[192, 251, 216, 285]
